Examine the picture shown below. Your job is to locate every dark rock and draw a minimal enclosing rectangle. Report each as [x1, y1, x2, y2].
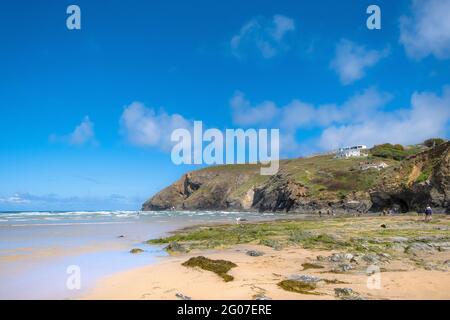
[129, 248, 144, 254]
[344, 253, 354, 260]
[406, 242, 435, 255]
[288, 274, 321, 283]
[362, 253, 380, 264]
[175, 292, 191, 300]
[389, 236, 409, 243]
[246, 250, 264, 257]
[334, 288, 362, 300]
[428, 242, 450, 251]
[339, 264, 353, 272]
[329, 253, 353, 263]
[329, 253, 346, 263]
[165, 241, 188, 253]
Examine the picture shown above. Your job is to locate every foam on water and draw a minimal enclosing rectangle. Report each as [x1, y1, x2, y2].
[0, 209, 307, 299]
[0, 209, 298, 226]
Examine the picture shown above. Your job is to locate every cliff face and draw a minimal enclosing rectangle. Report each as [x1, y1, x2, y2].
[142, 142, 450, 214]
[370, 141, 450, 213]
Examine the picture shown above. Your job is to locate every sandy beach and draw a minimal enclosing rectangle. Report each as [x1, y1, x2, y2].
[0, 210, 307, 299]
[83, 215, 450, 300]
[83, 244, 450, 300]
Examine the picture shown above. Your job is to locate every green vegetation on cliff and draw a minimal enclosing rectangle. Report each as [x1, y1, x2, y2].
[370, 143, 423, 160]
[143, 140, 449, 213]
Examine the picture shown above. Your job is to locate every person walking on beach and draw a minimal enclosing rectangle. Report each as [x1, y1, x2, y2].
[424, 205, 433, 222]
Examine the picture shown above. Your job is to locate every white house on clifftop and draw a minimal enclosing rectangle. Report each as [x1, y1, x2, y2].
[335, 145, 367, 159]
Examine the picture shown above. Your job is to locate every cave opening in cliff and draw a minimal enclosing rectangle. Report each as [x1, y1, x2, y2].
[391, 197, 409, 213]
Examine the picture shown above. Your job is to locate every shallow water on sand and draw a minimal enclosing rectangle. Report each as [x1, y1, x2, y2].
[0, 210, 305, 299]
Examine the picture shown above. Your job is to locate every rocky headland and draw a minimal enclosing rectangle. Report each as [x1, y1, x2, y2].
[143, 140, 450, 214]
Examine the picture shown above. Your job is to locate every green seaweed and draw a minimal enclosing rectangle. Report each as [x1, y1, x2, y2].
[182, 256, 237, 282]
[277, 280, 321, 295]
[301, 262, 324, 270]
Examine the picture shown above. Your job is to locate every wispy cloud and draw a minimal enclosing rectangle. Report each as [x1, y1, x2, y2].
[230, 14, 295, 60]
[400, 0, 450, 60]
[0, 192, 142, 210]
[319, 86, 450, 149]
[230, 88, 391, 128]
[330, 39, 389, 85]
[0, 194, 31, 204]
[230, 87, 392, 155]
[120, 102, 191, 151]
[49, 116, 96, 146]
[231, 86, 450, 153]
[230, 91, 280, 126]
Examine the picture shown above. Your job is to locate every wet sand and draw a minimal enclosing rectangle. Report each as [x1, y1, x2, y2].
[0, 210, 307, 299]
[83, 243, 450, 300]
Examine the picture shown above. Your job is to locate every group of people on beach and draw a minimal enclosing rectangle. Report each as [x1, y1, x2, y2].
[317, 209, 335, 217]
[316, 205, 434, 222]
[385, 205, 433, 221]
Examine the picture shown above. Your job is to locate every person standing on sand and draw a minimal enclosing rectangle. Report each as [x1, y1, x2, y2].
[424, 205, 433, 222]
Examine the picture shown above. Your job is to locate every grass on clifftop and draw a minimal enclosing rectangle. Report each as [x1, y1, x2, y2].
[148, 215, 450, 256]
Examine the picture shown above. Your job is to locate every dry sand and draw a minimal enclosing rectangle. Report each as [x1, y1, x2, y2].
[82, 244, 450, 300]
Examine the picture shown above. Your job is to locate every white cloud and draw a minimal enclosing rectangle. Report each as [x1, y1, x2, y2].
[400, 0, 450, 60]
[230, 14, 295, 59]
[230, 91, 279, 126]
[281, 88, 392, 129]
[0, 192, 142, 210]
[49, 116, 96, 146]
[319, 86, 450, 149]
[70, 116, 95, 145]
[231, 87, 391, 128]
[231, 87, 449, 155]
[230, 88, 392, 155]
[331, 39, 389, 85]
[120, 101, 191, 150]
[0, 194, 30, 204]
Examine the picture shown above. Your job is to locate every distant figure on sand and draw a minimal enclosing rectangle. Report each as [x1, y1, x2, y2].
[424, 205, 433, 222]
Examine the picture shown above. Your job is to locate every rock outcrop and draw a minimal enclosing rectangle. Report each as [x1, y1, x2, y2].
[142, 142, 450, 214]
[370, 141, 450, 213]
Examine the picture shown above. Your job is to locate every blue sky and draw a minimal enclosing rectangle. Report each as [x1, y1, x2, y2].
[1, 0, 449, 210]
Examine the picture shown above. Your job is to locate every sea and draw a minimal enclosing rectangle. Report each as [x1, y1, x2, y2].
[0, 210, 302, 299]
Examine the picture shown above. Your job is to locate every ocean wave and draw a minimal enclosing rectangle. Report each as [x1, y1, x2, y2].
[4, 221, 136, 227]
[0, 210, 269, 225]
[0, 210, 141, 223]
